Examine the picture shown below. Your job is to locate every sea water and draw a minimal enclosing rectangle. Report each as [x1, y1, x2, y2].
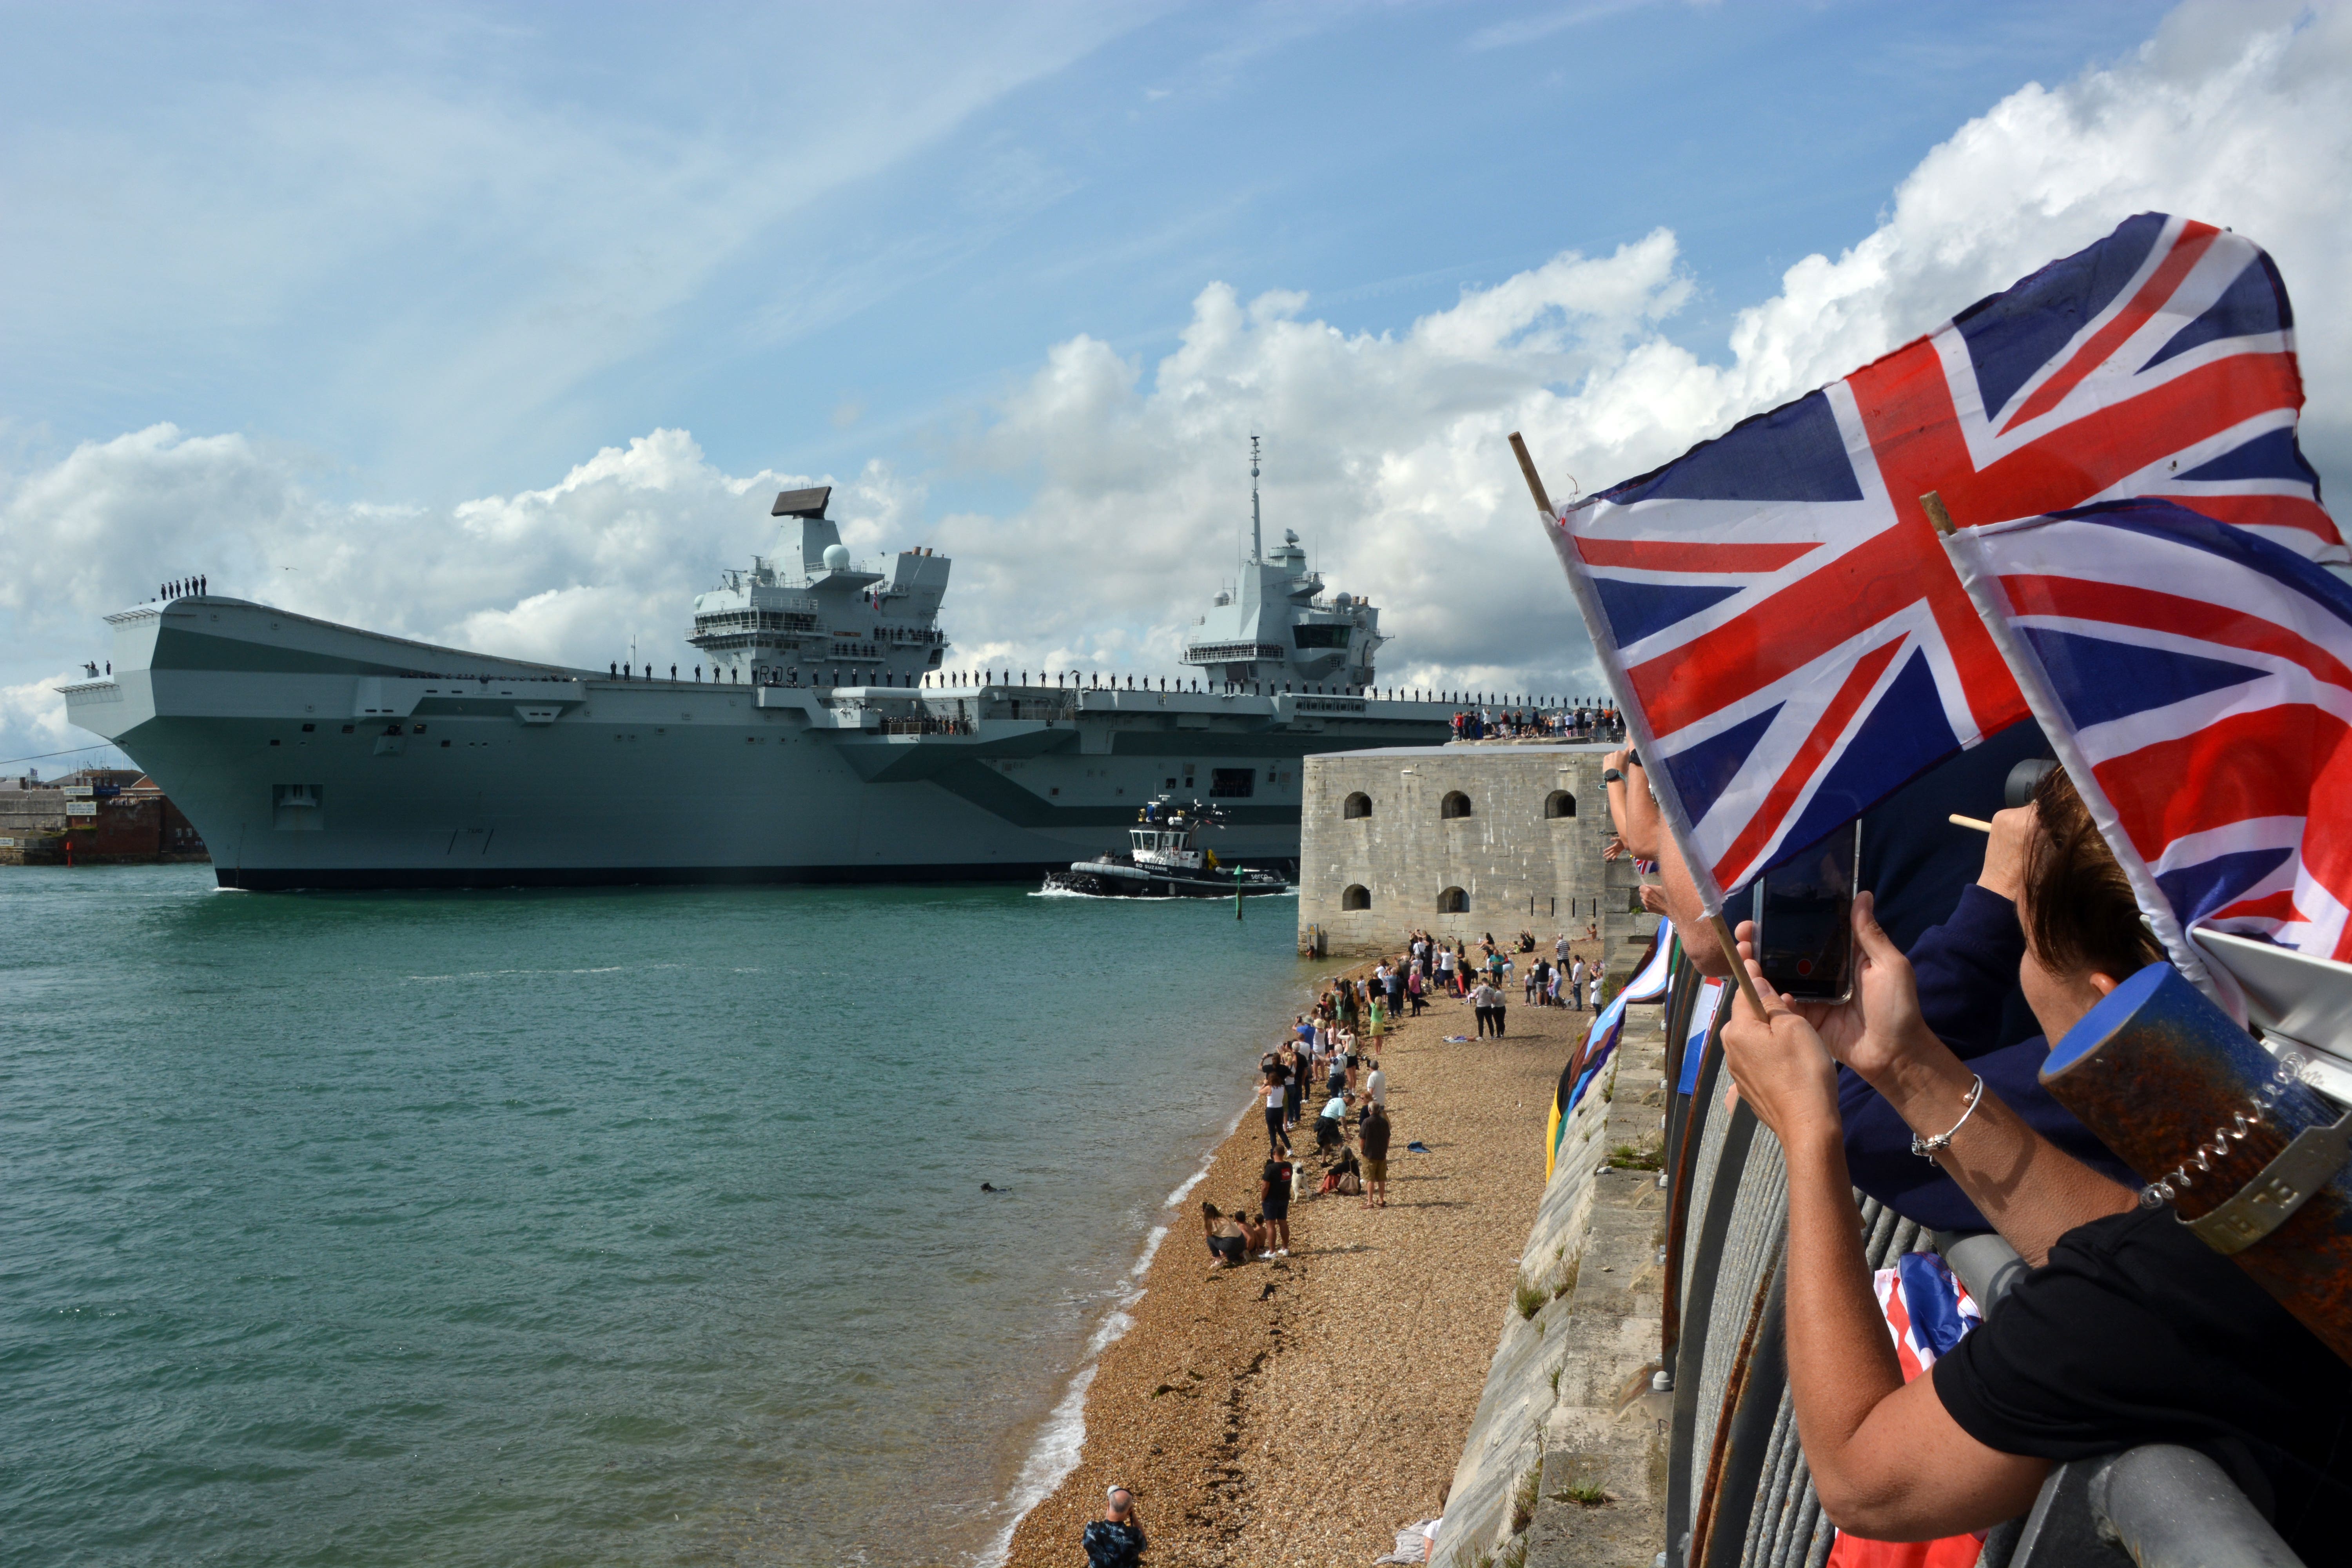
[0, 866, 1315, 1566]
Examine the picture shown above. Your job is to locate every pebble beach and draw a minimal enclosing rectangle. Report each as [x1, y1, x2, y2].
[1004, 947, 1609, 1566]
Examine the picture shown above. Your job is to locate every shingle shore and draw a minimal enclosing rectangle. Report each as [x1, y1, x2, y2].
[1003, 948, 1606, 1566]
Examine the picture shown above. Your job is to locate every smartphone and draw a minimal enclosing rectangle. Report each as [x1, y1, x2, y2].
[1750, 822, 1862, 1003]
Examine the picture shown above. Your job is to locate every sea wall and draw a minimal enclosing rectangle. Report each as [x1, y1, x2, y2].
[1298, 744, 1640, 959]
[0, 787, 209, 866]
[1433, 1013, 1671, 1568]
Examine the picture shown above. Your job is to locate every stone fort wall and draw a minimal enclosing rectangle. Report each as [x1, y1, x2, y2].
[1297, 744, 1650, 961]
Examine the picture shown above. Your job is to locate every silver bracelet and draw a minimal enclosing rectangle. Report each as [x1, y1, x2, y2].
[1910, 1074, 1985, 1161]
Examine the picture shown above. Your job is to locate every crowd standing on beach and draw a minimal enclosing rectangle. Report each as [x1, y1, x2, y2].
[1200, 925, 1607, 1274]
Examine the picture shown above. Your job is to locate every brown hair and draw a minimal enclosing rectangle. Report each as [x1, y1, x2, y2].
[2026, 768, 2164, 981]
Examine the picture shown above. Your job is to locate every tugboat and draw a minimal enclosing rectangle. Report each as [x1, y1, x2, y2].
[1044, 796, 1293, 898]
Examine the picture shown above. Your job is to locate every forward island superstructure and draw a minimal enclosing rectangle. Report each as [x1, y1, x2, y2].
[64, 457, 1456, 889]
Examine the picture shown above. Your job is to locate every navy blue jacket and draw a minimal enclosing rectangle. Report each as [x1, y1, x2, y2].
[1838, 883, 2140, 1231]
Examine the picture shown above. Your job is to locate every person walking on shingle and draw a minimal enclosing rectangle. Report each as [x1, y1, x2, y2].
[1082, 1488, 1145, 1567]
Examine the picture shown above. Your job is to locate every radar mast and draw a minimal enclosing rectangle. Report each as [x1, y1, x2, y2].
[1249, 435, 1262, 566]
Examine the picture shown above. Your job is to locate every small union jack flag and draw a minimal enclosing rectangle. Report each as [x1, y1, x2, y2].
[1945, 498, 2352, 970]
[1873, 1251, 1982, 1379]
[1546, 213, 2340, 901]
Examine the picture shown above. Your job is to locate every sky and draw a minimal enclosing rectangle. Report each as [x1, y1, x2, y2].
[4, 0, 2348, 771]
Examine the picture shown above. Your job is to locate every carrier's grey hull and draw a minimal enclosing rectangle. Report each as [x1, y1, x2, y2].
[64, 597, 1453, 891]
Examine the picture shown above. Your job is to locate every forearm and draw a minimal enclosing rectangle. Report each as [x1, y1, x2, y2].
[1782, 1126, 1906, 1477]
[1868, 1034, 2132, 1266]
[1617, 784, 1662, 862]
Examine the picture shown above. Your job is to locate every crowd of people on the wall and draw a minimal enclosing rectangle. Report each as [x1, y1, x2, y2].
[1448, 704, 1623, 742]
[1602, 741, 2352, 1557]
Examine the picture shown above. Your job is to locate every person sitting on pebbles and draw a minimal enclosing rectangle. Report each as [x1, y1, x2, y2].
[1200, 1202, 1265, 1268]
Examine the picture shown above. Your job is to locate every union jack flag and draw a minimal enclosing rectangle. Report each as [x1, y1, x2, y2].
[1872, 1251, 1982, 1379]
[1545, 213, 2340, 900]
[1944, 498, 2352, 968]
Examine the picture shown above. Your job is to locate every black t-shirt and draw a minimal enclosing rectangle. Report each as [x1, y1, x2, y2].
[1933, 1205, 2352, 1553]
[1262, 1161, 1292, 1205]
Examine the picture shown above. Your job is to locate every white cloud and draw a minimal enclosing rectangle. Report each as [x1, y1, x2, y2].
[1465, 0, 1661, 54]
[0, 425, 924, 761]
[0, 670, 99, 774]
[6, 0, 2347, 766]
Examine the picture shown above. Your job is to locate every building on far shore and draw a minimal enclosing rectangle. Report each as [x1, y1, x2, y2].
[1, 770, 210, 866]
[1296, 742, 1655, 964]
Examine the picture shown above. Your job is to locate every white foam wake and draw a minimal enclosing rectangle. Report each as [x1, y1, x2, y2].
[981, 1095, 1252, 1565]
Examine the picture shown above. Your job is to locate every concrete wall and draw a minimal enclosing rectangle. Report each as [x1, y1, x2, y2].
[1433, 1014, 1670, 1568]
[1298, 744, 1639, 959]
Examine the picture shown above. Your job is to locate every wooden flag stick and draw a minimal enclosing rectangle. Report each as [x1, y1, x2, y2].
[1920, 490, 1956, 535]
[1949, 813, 1993, 833]
[1710, 911, 1773, 1024]
[1509, 432, 1555, 519]
[1508, 428, 1771, 1024]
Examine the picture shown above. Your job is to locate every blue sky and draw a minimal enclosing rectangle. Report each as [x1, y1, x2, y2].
[3, 0, 2173, 503]
[5, 0, 2347, 768]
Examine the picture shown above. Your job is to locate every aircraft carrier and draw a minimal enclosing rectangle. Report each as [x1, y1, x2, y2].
[62, 448, 1459, 889]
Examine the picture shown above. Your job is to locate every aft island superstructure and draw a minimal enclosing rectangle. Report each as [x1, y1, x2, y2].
[64, 462, 1457, 889]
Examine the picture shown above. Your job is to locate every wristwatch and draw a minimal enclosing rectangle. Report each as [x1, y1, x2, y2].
[1602, 768, 1624, 784]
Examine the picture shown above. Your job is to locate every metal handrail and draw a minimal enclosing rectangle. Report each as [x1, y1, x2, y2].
[2000, 1445, 2304, 1568]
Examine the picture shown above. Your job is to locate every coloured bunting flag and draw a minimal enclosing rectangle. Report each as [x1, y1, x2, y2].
[1544, 919, 1679, 1177]
[1677, 975, 1729, 1097]
[1620, 918, 1677, 1004]
[1544, 213, 2341, 906]
[1941, 498, 2352, 985]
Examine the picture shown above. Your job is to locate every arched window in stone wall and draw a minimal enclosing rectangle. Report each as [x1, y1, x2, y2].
[1437, 886, 1469, 913]
[1341, 884, 1372, 911]
[1343, 791, 1372, 819]
[1440, 791, 1472, 820]
[1544, 790, 1575, 819]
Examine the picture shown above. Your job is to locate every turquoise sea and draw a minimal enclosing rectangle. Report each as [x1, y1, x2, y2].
[0, 866, 1316, 1566]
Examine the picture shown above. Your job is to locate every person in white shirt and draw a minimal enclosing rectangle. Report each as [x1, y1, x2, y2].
[1587, 972, 1602, 1009]
[1470, 979, 1499, 1038]
[1364, 1064, 1387, 1108]
[1258, 1066, 1293, 1158]
[1315, 1091, 1352, 1153]
[1570, 956, 1588, 1011]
